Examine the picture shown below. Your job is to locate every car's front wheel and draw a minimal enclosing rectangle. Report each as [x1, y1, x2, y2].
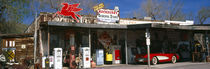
[151, 57, 158, 65]
[171, 56, 177, 64]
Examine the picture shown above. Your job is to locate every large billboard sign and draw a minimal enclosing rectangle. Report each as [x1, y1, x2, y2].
[97, 9, 119, 23]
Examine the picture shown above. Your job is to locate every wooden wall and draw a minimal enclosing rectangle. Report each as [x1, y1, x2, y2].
[0, 37, 34, 64]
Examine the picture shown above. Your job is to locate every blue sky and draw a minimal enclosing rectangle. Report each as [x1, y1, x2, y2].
[102, 0, 210, 17]
[23, 0, 210, 25]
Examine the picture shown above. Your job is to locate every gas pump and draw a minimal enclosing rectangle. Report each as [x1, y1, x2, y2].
[80, 47, 91, 68]
[54, 48, 62, 69]
[112, 45, 121, 64]
[96, 49, 104, 65]
[70, 46, 76, 69]
[45, 57, 49, 69]
[49, 56, 54, 68]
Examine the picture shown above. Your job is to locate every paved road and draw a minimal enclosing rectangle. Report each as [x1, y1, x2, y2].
[92, 62, 210, 69]
[151, 62, 210, 69]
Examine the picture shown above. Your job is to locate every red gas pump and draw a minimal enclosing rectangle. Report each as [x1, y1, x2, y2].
[70, 46, 76, 69]
[65, 31, 77, 69]
[69, 33, 76, 69]
[114, 50, 120, 64]
[112, 45, 121, 64]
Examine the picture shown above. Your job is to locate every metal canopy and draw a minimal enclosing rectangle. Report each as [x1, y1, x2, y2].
[48, 21, 127, 29]
[47, 21, 210, 30]
[152, 23, 210, 30]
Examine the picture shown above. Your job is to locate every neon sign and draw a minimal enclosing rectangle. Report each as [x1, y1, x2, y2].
[55, 3, 83, 23]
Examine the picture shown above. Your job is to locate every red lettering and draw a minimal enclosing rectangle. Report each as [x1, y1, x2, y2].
[98, 9, 118, 14]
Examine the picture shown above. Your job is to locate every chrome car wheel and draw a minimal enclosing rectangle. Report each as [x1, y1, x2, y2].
[171, 56, 176, 64]
[152, 57, 158, 65]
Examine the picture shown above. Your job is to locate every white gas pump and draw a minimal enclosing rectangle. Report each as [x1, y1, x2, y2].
[42, 56, 46, 68]
[81, 47, 91, 68]
[54, 48, 62, 69]
[96, 49, 104, 65]
[49, 56, 54, 68]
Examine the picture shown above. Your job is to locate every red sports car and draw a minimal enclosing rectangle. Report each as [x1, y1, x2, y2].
[135, 53, 180, 65]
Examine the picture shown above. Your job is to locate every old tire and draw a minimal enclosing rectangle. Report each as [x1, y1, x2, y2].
[151, 57, 158, 65]
[171, 56, 177, 64]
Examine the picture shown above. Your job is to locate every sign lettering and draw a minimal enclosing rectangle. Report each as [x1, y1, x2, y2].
[93, 3, 104, 11]
[97, 9, 119, 23]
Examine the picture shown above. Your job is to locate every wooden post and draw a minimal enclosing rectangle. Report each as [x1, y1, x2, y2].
[125, 30, 128, 64]
[39, 29, 43, 56]
[34, 12, 38, 64]
[89, 29, 91, 56]
[206, 31, 209, 56]
[48, 26, 50, 56]
[38, 29, 43, 69]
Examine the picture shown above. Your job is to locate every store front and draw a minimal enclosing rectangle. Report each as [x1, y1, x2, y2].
[47, 27, 129, 66]
[39, 22, 210, 67]
[37, 22, 128, 68]
[24, 12, 210, 68]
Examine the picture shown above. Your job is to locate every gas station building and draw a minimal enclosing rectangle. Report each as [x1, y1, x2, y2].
[28, 12, 210, 68]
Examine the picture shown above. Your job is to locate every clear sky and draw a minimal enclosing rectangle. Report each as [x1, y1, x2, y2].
[23, 0, 210, 25]
[101, 0, 210, 18]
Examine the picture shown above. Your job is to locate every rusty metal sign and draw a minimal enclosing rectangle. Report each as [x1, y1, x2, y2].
[93, 3, 104, 12]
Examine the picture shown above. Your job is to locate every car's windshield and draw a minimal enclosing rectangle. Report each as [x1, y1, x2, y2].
[136, 40, 175, 54]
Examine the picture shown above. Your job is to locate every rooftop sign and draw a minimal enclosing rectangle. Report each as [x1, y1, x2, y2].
[93, 3, 104, 12]
[97, 9, 119, 23]
[55, 3, 83, 23]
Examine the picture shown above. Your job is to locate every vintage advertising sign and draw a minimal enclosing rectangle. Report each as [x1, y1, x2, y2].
[55, 3, 83, 23]
[93, 3, 104, 12]
[97, 9, 119, 23]
[7, 50, 15, 60]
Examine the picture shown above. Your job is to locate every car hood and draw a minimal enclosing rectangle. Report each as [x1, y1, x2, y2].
[135, 54, 147, 58]
[135, 53, 166, 58]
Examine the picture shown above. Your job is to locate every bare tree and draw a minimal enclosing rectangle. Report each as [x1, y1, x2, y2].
[30, 0, 98, 16]
[185, 11, 194, 20]
[126, 11, 141, 18]
[140, 0, 165, 20]
[197, 7, 210, 24]
[137, 0, 186, 21]
[165, 0, 185, 20]
[194, 34, 206, 52]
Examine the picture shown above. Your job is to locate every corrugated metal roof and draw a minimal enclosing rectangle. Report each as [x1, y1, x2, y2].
[0, 33, 33, 38]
